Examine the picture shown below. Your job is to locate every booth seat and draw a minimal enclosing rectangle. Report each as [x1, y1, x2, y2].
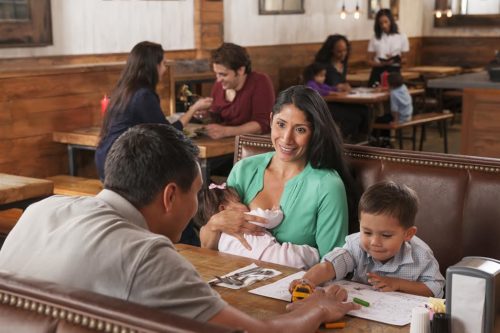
[0, 272, 240, 333]
[234, 134, 500, 274]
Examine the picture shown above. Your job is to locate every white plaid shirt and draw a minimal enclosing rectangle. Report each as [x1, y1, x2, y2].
[322, 233, 445, 297]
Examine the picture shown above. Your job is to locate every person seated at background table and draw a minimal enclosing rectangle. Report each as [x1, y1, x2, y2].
[372, 72, 413, 148]
[200, 86, 359, 260]
[198, 42, 275, 140]
[314, 34, 371, 143]
[95, 41, 212, 181]
[290, 181, 445, 298]
[367, 8, 409, 87]
[0, 124, 359, 333]
[303, 62, 337, 96]
[195, 182, 319, 269]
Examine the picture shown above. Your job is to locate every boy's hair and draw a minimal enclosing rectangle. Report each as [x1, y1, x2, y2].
[358, 181, 419, 228]
[388, 72, 404, 88]
[302, 62, 327, 83]
[193, 184, 240, 228]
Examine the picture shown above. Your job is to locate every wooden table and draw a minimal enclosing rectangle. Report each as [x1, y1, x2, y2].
[176, 244, 409, 332]
[347, 71, 420, 87]
[324, 88, 425, 105]
[405, 66, 462, 78]
[52, 126, 235, 183]
[0, 173, 53, 209]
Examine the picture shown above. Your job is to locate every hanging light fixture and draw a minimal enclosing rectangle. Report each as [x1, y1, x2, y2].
[446, 8, 453, 17]
[435, 10, 442, 18]
[340, 1, 347, 20]
[353, 2, 360, 20]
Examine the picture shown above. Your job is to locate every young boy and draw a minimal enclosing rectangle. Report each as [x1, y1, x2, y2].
[290, 181, 444, 297]
[303, 62, 337, 96]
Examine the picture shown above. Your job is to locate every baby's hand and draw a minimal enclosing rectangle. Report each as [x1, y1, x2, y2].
[367, 272, 401, 292]
[288, 278, 316, 294]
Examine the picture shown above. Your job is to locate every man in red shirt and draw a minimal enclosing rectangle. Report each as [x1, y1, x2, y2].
[203, 43, 275, 139]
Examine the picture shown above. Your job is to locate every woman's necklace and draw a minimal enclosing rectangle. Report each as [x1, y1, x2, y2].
[334, 61, 344, 73]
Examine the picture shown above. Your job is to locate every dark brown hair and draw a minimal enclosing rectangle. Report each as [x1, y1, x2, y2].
[388, 72, 404, 88]
[100, 41, 164, 140]
[194, 184, 241, 228]
[358, 181, 419, 228]
[211, 43, 252, 74]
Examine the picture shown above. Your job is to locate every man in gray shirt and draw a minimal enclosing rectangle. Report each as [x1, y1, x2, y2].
[0, 124, 358, 333]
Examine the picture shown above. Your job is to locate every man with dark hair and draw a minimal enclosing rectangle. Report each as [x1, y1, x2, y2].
[0, 124, 358, 332]
[202, 42, 275, 140]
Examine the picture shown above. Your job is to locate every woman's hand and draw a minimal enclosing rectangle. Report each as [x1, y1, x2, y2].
[201, 209, 267, 250]
[191, 97, 213, 112]
[336, 83, 352, 93]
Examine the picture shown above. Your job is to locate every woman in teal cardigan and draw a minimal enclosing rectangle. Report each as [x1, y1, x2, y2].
[200, 86, 357, 259]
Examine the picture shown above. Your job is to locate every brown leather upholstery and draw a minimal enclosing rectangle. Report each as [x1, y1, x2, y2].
[235, 134, 500, 274]
[0, 272, 241, 333]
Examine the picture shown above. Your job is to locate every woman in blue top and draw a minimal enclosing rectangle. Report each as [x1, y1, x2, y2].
[200, 86, 358, 259]
[95, 41, 211, 180]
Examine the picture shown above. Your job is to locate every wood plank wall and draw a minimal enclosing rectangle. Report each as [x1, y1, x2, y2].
[0, 63, 173, 178]
[420, 36, 499, 68]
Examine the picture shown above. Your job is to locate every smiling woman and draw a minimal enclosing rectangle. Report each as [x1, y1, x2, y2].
[200, 86, 359, 262]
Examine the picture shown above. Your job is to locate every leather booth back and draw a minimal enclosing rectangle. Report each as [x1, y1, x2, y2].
[234, 135, 500, 273]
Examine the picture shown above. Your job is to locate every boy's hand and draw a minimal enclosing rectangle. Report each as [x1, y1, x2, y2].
[288, 278, 316, 294]
[367, 272, 401, 292]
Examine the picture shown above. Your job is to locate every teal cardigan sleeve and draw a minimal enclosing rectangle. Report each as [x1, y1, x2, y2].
[315, 171, 349, 257]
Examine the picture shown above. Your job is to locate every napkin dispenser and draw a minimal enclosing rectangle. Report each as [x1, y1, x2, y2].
[446, 256, 500, 333]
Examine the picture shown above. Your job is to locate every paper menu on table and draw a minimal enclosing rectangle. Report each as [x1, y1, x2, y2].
[249, 273, 427, 326]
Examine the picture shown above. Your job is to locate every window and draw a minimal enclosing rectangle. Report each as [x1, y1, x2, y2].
[0, 0, 52, 47]
[259, 0, 305, 15]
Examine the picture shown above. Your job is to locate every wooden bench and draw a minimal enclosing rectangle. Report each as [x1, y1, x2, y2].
[46, 175, 103, 196]
[371, 112, 454, 153]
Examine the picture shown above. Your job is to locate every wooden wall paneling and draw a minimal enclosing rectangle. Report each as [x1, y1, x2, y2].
[0, 62, 174, 178]
[420, 37, 499, 68]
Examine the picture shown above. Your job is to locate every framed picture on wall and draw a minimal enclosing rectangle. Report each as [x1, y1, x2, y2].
[259, 0, 305, 15]
[0, 0, 53, 47]
[368, 0, 399, 20]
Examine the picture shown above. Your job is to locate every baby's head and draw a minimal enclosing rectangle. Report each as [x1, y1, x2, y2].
[358, 181, 419, 263]
[194, 182, 247, 228]
[303, 62, 327, 85]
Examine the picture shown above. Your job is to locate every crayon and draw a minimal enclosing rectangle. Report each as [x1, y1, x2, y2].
[353, 297, 370, 307]
[324, 322, 346, 329]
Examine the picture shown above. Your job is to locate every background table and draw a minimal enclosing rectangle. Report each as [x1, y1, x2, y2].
[52, 126, 235, 183]
[176, 244, 409, 332]
[0, 173, 53, 209]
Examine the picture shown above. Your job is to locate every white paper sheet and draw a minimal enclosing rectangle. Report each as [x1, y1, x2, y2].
[249, 272, 428, 326]
[450, 274, 486, 333]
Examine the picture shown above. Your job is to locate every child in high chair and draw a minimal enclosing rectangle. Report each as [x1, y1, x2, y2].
[303, 62, 337, 96]
[290, 181, 444, 297]
[196, 183, 319, 269]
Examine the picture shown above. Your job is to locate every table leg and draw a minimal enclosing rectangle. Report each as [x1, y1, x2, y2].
[199, 158, 211, 187]
[67, 145, 77, 176]
[443, 120, 449, 154]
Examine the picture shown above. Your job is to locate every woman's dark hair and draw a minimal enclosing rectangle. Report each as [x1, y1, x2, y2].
[272, 85, 359, 232]
[302, 62, 327, 83]
[211, 43, 252, 74]
[314, 34, 350, 65]
[359, 181, 419, 229]
[374, 8, 399, 39]
[193, 185, 240, 229]
[100, 41, 164, 140]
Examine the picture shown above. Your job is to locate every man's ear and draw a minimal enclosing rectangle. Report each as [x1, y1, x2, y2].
[404, 226, 417, 241]
[237, 66, 245, 76]
[162, 183, 177, 214]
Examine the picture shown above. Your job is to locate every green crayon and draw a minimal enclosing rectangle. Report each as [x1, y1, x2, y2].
[353, 297, 370, 307]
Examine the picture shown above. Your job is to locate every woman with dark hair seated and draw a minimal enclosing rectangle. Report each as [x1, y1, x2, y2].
[200, 86, 359, 262]
[314, 34, 371, 143]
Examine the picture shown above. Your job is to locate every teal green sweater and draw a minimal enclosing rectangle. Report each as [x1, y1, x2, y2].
[227, 152, 348, 258]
